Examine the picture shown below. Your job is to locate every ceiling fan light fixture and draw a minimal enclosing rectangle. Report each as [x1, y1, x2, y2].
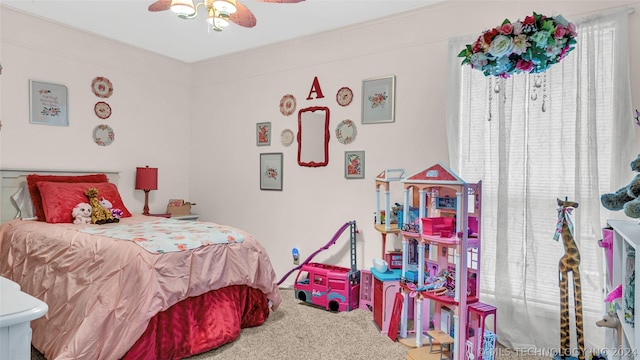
[213, 0, 237, 15]
[170, 0, 196, 16]
[207, 8, 230, 28]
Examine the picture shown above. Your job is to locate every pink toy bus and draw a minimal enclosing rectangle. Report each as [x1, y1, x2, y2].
[294, 262, 360, 312]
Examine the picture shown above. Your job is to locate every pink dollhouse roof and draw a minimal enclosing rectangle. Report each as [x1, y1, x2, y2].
[401, 163, 466, 185]
[375, 168, 405, 182]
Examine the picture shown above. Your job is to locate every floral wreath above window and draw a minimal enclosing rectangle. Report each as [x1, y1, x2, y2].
[458, 12, 577, 78]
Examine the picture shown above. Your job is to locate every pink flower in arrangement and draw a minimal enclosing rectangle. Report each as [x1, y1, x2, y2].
[554, 25, 567, 39]
[523, 15, 536, 25]
[516, 59, 534, 72]
[499, 23, 513, 35]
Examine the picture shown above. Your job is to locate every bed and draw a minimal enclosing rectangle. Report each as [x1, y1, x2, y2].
[0, 169, 281, 360]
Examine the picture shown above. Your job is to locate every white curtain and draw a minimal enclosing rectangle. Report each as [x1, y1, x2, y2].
[445, 7, 637, 351]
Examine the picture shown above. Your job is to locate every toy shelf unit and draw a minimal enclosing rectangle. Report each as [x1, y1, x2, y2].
[605, 220, 640, 360]
[374, 168, 406, 258]
[395, 163, 493, 360]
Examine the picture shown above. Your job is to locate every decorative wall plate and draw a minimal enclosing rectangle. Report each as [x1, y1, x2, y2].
[93, 124, 115, 146]
[279, 94, 296, 116]
[335, 119, 356, 144]
[281, 129, 294, 147]
[94, 102, 112, 119]
[336, 86, 353, 107]
[91, 77, 113, 98]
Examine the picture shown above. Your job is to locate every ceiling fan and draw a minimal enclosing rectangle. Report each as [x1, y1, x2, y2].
[148, 0, 304, 32]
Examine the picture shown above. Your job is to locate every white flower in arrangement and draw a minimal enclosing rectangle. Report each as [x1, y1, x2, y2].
[488, 35, 514, 57]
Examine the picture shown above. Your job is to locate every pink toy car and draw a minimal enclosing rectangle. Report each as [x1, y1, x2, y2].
[294, 262, 360, 312]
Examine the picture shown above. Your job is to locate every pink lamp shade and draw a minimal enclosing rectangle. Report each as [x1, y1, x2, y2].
[135, 166, 158, 191]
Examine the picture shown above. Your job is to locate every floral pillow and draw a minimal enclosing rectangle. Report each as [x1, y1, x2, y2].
[36, 181, 132, 223]
[26, 174, 109, 221]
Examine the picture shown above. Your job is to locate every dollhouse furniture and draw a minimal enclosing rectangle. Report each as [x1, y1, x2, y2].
[387, 251, 403, 269]
[426, 329, 455, 360]
[395, 163, 485, 360]
[467, 301, 497, 360]
[0, 276, 48, 360]
[604, 220, 640, 360]
[374, 169, 405, 258]
[371, 268, 402, 335]
[422, 217, 455, 236]
[359, 269, 374, 311]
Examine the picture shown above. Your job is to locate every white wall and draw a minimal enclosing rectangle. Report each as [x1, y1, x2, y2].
[0, 6, 193, 216]
[189, 1, 640, 286]
[1, 2, 639, 287]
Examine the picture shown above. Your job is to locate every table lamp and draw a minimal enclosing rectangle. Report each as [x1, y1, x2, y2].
[135, 166, 158, 215]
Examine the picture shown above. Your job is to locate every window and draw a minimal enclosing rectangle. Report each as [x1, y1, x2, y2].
[446, 8, 636, 350]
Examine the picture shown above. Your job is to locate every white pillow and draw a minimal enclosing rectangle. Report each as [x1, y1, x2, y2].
[10, 183, 35, 220]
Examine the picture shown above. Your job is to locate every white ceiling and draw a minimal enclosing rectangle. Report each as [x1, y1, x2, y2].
[2, 0, 442, 63]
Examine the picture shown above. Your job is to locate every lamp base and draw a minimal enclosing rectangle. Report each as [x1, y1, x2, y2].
[143, 190, 150, 216]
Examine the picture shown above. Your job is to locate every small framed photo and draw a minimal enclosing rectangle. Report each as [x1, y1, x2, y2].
[29, 80, 69, 126]
[260, 153, 283, 191]
[344, 150, 365, 179]
[436, 196, 457, 210]
[426, 260, 439, 278]
[256, 122, 271, 146]
[362, 75, 395, 124]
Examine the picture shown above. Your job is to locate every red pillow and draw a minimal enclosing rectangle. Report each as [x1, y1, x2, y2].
[27, 174, 109, 221]
[36, 181, 132, 223]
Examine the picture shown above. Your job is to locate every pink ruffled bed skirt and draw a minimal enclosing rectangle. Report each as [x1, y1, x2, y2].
[123, 285, 270, 360]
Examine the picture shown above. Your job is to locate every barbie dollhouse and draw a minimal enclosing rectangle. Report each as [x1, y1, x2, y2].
[393, 163, 496, 360]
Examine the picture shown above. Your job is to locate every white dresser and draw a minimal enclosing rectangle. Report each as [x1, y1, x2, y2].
[0, 277, 48, 360]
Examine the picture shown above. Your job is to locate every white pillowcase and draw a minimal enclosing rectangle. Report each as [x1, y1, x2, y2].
[10, 183, 36, 220]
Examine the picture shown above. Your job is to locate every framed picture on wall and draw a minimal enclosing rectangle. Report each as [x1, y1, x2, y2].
[426, 260, 439, 278]
[361, 75, 395, 124]
[344, 150, 365, 179]
[29, 80, 69, 126]
[260, 153, 283, 191]
[256, 122, 271, 146]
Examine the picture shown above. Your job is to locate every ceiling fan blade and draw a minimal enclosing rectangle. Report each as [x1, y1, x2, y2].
[148, 0, 171, 12]
[229, 1, 257, 28]
[257, 0, 305, 3]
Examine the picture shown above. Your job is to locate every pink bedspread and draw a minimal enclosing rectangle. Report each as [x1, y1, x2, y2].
[0, 215, 281, 360]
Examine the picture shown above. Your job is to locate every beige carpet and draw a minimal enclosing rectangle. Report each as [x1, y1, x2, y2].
[32, 288, 552, 360]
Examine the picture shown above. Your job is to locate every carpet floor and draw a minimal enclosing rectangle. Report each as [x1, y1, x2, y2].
[32, 288, 552, 359]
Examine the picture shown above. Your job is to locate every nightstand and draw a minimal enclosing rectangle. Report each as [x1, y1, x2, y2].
[0, 277, 48, 360]
[171, 214, 199, 221]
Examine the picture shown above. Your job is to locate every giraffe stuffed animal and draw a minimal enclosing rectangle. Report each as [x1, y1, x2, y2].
[85, 187, 118, 224]
[554, 198, 584, 360]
